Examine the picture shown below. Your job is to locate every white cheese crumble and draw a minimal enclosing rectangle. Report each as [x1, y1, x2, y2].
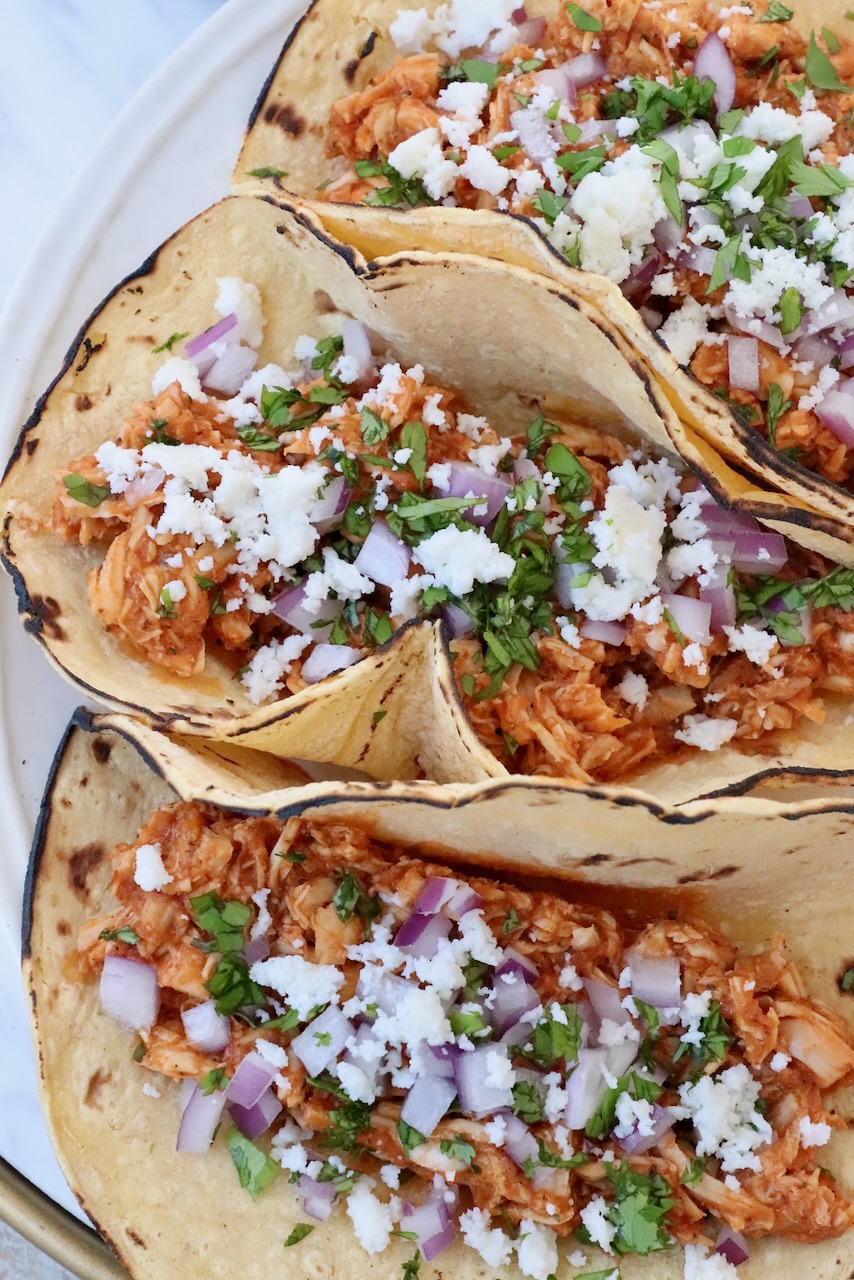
[679, 1064, 772, 1172]
[683, 1244, 739, 1279]
[152, 357, 205, 401]
[616, 671, 649, 710]
[459, 1207, 513, 1267]
[346, 1180, 394, 1254]
[722, 623, 777, 667]
[580, 1194, 616, 1254]
[799, 1116, 832, 1148]
[249, 954, 344, 1019]
[515, 1218, 558, 1280]
[240, 634, 310, 704]
[674, 715, 739, 751]
[214, 277, 264, 349]
[413, 526, 514, 595]
[133, 843, 173, 892]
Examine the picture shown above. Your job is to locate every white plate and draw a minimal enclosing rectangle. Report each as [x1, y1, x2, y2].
[0, 0, 304, 1239]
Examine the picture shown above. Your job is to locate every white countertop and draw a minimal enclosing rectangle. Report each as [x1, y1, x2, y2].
[0, 2, 226, 1274]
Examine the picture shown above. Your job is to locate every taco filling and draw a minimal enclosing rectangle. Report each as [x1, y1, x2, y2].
[52, 281, 854, 781]
[80, 804, 854, 1277]
[317, 0, 854, 488]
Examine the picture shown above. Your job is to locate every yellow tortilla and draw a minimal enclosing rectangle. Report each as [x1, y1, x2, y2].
[234, 0, 854, 540]
[25, 708, 854, 1279]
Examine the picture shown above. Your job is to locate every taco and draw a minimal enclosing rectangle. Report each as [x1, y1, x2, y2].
[26, 709, 854, 1279]
[8, 196, 854, 796]
[236, 0, 854, 537]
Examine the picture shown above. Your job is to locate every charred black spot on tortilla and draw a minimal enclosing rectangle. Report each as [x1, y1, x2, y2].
[25, 437, 39, 456]
[359, 30, 377, 59]
[74, 393, 93, 411]
[74, 334, 105, 374]
[313, 289, 337, 314]
[84, 1068, 111, 1106]
[264, 103, 305, 137]
[126, 1230, 147, 1250]
[60, 797, 72, 810]
[710, 865, 738, 879]
[56, 921, 70, 937]
[68, 843, 104, 899]
[92, 738, 112, 764]
[79, 774, 89, 788]
[30, 595, 65, 642]
[581, 853, 611, 866]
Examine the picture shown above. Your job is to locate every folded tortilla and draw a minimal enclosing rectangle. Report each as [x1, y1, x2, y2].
[25, 708, 854, 1278]
[234, 0, 854, 542]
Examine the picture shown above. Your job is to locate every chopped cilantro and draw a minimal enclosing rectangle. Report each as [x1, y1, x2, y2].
[98, 926, 139, 945]
[524, 1003, 582, 1067]
[371, 709, 387, 725]
[791, 158, 853, 197]
[531, 188, 569, 226]
[765, 382, 792, 446]
[398, 1119, 426, 1156]
[308, 384, 348, 405]
[841, 966, 854, 991]
[401, 1252, 421, 1280]
[400, 420, 428, 485]
[62, 473, 110, 507]
[823, 25, 842, 52]
[567, 1, 602, 30]
[205, 952, 268, 1018]
[439, 1136, 479, 1169]
[200, 1067, 229, 1095]
[662, 607, 686, 647]
[360, 407, 388, 444]
[805, 30, 851, 92]
[449, 1008, 490, 1038]
[283, 851, 306, 864]
[149, 417, 179, 445]
[228, 1129, 278, 1199]
[237, 423, 282, 452]
[493, 144, 522, 160]
[443, 58, 502, 89]
[679, 1156, 707, 1185]
[285, 1224, 314, 1246]
[672, 998, 733, 1065]
[394, 494, 485, 522]
[333, 871, 380, 932]
[132, 1042, 145, 1062]
[263, 1008, 302, 1031]
[557, 145, 607, 179]
[634, 998, 660, 1035]
[502, 907, 522, 934]
[320, 1097, 373, 1151]
[158, 586, 177, 619]
[191, 893, 252, 953]
[759, 0, 793, 18]
[544, 441, 592, 501]
[778, 286, 802, 334]
[511, 1080, 545, 1123]
[152, 331, 188, 354]
[605, 1163, 673, 1255]
[314, 1030, 332, 1047]
[248, 166, 288, 178]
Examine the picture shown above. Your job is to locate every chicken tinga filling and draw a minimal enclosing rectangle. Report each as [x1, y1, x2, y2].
[312, 0, 854, 487]
[81, 805, 854, 1279]
[53, 282, 854, 781]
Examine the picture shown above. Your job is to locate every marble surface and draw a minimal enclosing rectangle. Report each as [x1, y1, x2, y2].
[0, 2, 228, 1274]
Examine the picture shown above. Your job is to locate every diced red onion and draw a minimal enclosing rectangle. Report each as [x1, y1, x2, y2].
[554, 559, 588, 609]
[181, 999, 231, 1054]
[401, 1075, 457, 1137]
[806, 290, 854, 334]
[310, 476, 350, 535]
[495, 948, 538, 983]
[440, 603, 475, 639]
[455, 1047, 514, 1117]
[628, 952, 681, 1012]
[99, 955, 160, 1031]
[727, 335, 759, 394]
[576, 117, 617, 145]
[185, 313, 237, 360]
[564, 51, 607, 87]
[699, 502, 761, 536]
[353, 519, 411, 586]
[396, 911, 453, 958]
[653, 216, 685, 258]
[512, 458, 549, 512]
[444, 883, 483, 919]
[792, 334, 835, 369]
[226, 1052, 278, 1109]
[716, 1226, 750, 1266]
[583, 978, 630, 1026]
[532, 67, 577, 108]
[513, 10, 547, 43]
[414, 877, 458, 915]
[429, 1043, 463, 1076]
[603, 1039, 640, 1078]
[176, 1082, 228, 1154]
[356, 970, 410, 1015]
[446, 463, 510, 526]
[787, 194, 814, 221]
[723, 306, 786, 350]
[291, 1006, 354, 1077]
[564, 1048, 608, 1128]
[228, 1085, 283, 1140]
[204, 344, 258, 396]
[300, 1175, 337, 1222]
[618, 1103, 676, 1154]
[510, 108, 558, 167]
[660, 593, 712, 645]
[640, 305, 665, 331]
[816, 387, 854, 447]
[622, 251, 662, 302]
[490, 971, 540, 1036]
[580, 619, 627, 646]
[699, 565, 737, 633]
[301, 644, 362, 684]
[403, 1199, 457, 1262]
[693, 32, 736, 113]
[678, 244, 719, 276]
[659, 121, 717, 162]
[271, 580, 343, 636]
[730, 531, 788, 574]
[341, 1023, 382, 1088]
[244, 934, 270, 965]
[341, 318, 374, 383]
[501, 1111, 540, 1168]
[125, 466, 165, 506]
